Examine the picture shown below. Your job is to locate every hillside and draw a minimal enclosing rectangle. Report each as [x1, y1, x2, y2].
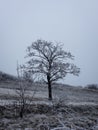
[0, 71, 17, 82]
[0, 72, 98, 129]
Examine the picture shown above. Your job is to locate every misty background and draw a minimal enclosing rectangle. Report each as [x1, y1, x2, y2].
[0, 0, 98, 86]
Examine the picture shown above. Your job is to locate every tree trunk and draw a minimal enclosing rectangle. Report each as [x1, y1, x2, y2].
[20, 109, 23, 118]
[47, 75, 52, 100]
[19, 103, 24, 118]
[48, 81, 52, 100]
[20, 107, 23, 118]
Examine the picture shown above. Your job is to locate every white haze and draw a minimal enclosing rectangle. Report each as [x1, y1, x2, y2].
[0, 0, 98, 86]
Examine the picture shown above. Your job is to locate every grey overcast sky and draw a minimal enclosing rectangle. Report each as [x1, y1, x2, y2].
[0, 0, 98, 86]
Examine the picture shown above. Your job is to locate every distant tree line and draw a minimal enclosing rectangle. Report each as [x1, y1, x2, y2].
[0, 71, 17, 81]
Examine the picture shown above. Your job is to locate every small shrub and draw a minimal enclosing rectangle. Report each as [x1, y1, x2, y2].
[86, 84, 98, 90]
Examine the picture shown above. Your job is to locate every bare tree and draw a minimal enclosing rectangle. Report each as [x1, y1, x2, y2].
[16, 62, 35, 118]
[16, 62, 28, 118]
[26, 39, 80, 100]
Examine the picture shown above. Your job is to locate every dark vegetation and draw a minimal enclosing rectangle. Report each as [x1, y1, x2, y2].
[85, 84, 98, 90]
[0, 71, 17, 82]
[0, 103, 98, 129]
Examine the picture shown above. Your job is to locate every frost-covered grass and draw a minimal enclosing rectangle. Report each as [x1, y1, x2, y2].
[0, 81, 98, 129]
[0, 81, 98, 106]
[0, 103, 98, 130]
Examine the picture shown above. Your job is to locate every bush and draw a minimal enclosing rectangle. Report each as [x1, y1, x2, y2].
[86, 84, 98, 90]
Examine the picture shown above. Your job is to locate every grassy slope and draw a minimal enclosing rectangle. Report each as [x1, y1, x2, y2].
[0, 72, 98, 129]
[0, 80, 98, 105]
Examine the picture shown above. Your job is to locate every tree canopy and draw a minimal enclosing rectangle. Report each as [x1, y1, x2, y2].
[25, 39, 80, 100]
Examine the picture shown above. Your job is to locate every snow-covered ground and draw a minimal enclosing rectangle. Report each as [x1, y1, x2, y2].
[0, 82, 98, 130]
[0, 82, 98, 106]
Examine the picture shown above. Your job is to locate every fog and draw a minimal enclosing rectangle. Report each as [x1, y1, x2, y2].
[0, 0, 98, 86]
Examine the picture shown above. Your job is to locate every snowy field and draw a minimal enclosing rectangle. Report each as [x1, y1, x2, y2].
[0, 81, 98, 106]
[0, 81, 98, 130]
